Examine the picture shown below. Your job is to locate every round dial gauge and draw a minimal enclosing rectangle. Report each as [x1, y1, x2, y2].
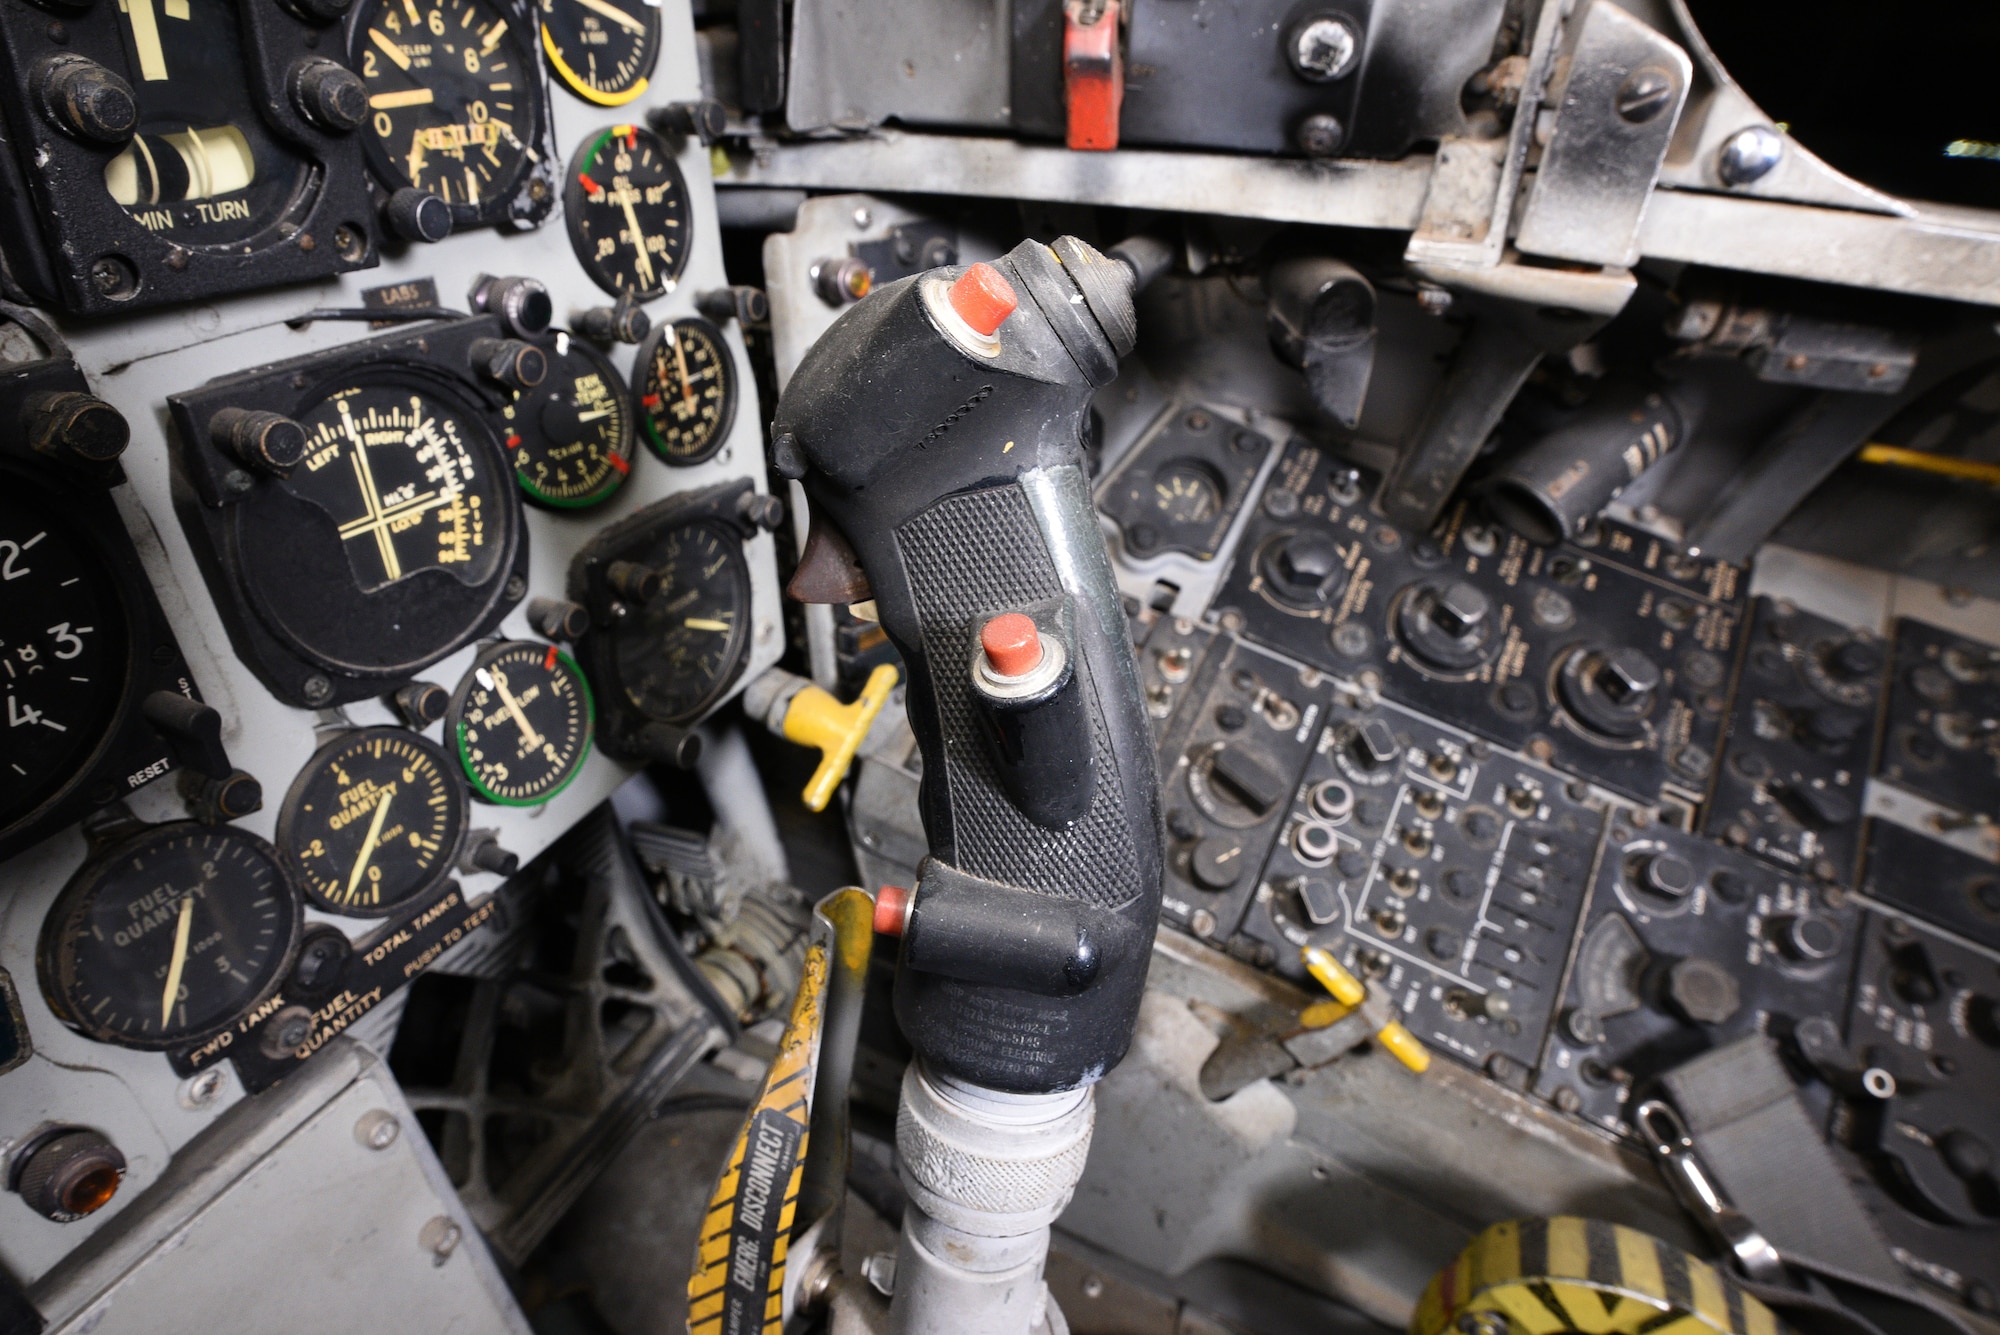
[98, 0, 313, 246]
[636, 318, 737, 466]
[505, 333, 635, 508]
[353, 0, 542, 219]
[38, 823, 303, 1051]
[290, 380, 510, 595]
[563, 124, 691, 300]
[540, 0, 660, 106]
[609, 520, 752, 723]
[1, 499, 128, 830]
[278, 729, 467, 916]
[448, 641, 594, 805]
[1152, 463, 1222, 524]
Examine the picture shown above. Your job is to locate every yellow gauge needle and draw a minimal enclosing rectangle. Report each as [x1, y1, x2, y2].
[480, 17, 509, 54]
[573, 0, 646, 32]
[370, 26, 413, 71]
[685, 618, 731, 631]
[619, 190, 655, 289]
[670, 324, 694, 403]
[126, 0, 169, 81]
[576, 407, 613, 422]
[345, 789, 394, 905]
[370, 87, 435, 109]
[490, 668, 545, 751]
[160, 895, 194, 1026]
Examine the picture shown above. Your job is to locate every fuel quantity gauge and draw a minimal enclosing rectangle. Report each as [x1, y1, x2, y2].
[278, 729, 466, 915]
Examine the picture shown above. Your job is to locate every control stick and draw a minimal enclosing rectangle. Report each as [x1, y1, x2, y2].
[773, 238, 1159, 1334]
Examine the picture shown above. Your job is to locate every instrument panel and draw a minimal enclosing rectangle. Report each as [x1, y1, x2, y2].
[0, 0, 782, 1293]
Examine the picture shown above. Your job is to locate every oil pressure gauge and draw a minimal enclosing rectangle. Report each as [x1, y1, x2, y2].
[447, 641, 594, 805]
[636, 317, 737, 465]
[277, 728, 467, 915]
[563, 123, 690, 300]
[540, 0, 660, 106]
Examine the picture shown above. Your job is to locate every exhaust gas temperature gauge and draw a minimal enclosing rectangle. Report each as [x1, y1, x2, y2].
[278, 728, 467, 915]
[540, 0, 660, 106]
[636, 317, 737, 466]
[563, 123, 690, 300]
[504, 332, 636, 508]
[38, 822, 303, 1051]
[447, 641, 594, 805]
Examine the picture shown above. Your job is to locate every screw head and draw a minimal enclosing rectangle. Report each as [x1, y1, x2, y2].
[300, 674, 334, 705]
[1615, 66, 1675, 122]
[1296, 112, 1345, 158]
[1288, 14, 1359, 81]
[1718, 125, 1784, 186]
[355, 1110, 401, 1150]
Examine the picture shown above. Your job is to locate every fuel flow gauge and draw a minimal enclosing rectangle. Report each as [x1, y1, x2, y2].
[447, 641, 594, 805]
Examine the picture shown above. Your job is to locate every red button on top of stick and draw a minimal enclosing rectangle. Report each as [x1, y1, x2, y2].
[981, 612, 1043, 677]
[948, 263, 1018, 337]
[874, 884, 911, 936]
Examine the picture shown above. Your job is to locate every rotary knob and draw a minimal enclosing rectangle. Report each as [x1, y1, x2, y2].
[290, 58, 368, 132]
[38, 56, 137, 144]
[1260, 531, 1347, 606]
[1395, 581, 1495, 671]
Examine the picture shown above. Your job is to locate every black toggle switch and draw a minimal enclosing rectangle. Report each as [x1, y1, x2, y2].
[1351, 718, 1400, 771]
[141, 691, 231, 780]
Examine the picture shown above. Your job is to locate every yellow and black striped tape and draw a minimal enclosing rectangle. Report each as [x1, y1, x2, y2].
[1410, 1217, 1791, 1335]
[687, 941, 829, 1335]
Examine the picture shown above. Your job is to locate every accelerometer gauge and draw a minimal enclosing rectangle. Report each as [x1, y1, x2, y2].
[448, 641, 594, 805]
[351, 0, 549, 226]
[278, 729, 466, 915]
[540, 0, 660, 105]
[636, 318, 737, 465]
[505, 333, 635, 508]
[1, 497, 130, 834]
[563, 124, 691, 299]
[37, 823, 303, 1051]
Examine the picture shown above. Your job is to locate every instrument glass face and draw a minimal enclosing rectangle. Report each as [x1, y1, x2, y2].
[612, 520, 750, 722]
[355, 0, 539, 211]
[0, 501, 128, 828]
[1152, 462, 1222, 524]
[291, 381, 509, 593]
[279, 729, 466, 915]
[539, 0, 659, 105]
[39, 825, 302, 1050]
[563, 123, 690, 300]
[101, 0, 310, 246]
[636, 317, 736, 466]
[449, 641, 593, 805]
[506, 333, 635, 508]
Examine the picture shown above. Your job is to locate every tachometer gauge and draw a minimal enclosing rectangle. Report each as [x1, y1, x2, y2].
[351, 0, 551, 228]
[611, 518, 751, 722]
[447, 641, 594, 805]
[278, 729, 466, 915]
[504, 332, 635, 508]
[38, 822, 303, 1051]
[563, 123, 691, 300]
[636, 317, 737, 466]
[540, 0, 660, 106]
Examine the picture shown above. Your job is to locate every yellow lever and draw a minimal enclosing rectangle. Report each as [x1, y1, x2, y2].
[781, 663, 900, 812]
[1301, 946, 1430, 1074]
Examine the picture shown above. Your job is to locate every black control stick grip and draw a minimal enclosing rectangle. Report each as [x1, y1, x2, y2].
[773, 237, 1160, 1093]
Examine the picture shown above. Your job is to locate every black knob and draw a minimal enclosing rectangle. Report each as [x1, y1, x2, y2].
[1431, 582, 1489, 639]
[1827, 638, 1883, 682]
[383, 187, 451, 243]
[471, 337, 546, 391]
[1350, 717, 1400, 771]
[1397, 581, 1495, 670]
[10, 1128, 124, 1222]
[606, 559, 661, 602]
[209, 407, 307, 475]
[1639, 852, 1697, 899]
[290, 929, 351, 992]
[1772, 912, 1842, 962]
[467, 838, 519, 876]
[1190, 836, 1246, 890]
[648, 97, 728, 146]
[142, 690, 231, 779]
[39, 56, 136, 143]
[1262, 530, 1345, 604]
[392, 680, 448, 727]
[1210, 743, 1286, 815]
[1594, 647, 1661, 707]
[469, 274, 553, 338]
[25, 390, 128, 462]
[637, 721, 702, 768]
[1800, 708, 1863, 751]
[527, 597, 590, 641]
[735, 491, 786, 531]
[1941, 1130, 1992, 1182]
[184, 767, 264, 823]
[578, 291, 649, 345]
[290, 58, 367, 132]
[1666, 956, 1741, 1024]
[698, 285, 771, 327]
[280, 0, 353, 23]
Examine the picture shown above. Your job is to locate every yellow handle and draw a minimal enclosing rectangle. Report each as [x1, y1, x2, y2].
[782, 664, 900, 812]
[1301, 946, 1429, 1074]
